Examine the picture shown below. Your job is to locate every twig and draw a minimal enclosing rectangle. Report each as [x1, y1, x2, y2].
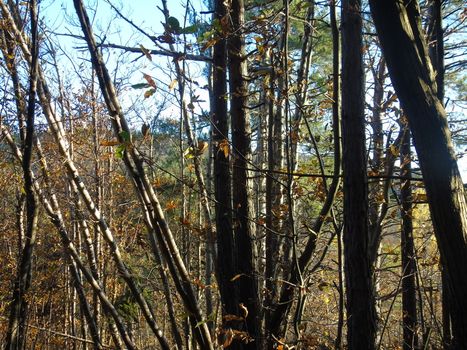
[0, 316, 112, 348]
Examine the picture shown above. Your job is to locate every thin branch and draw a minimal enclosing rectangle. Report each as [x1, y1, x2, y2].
[0, 317, 112, 349]
[96, 42, 212, 62]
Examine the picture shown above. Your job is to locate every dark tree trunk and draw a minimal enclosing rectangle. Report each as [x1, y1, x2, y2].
[427, 2, 451, 345]
[370, 1, 467, 348]
[228, 0, 260, 346]
[5, 2, 39, 348]
[330, 2, 344, 348]
[212, 0, 239, 338]
[341, 0, 377, 349]
[427, 0, 444, 102]
[265, 54, 283, 332]
[368, 57, 386, 267]
[400, 126, 418, 350]
[264, 60, 280, 331]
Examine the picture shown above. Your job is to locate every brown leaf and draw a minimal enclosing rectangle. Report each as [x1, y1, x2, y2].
[218, 139, 230, 158]
[141, 123, 150, 137]
[166, 200, 177, 211]
[201, 37, 218, 52]
[144, 88, 156, 98]
[230, 274, 244, 282]
[223, 314, 244, 322]
[192, 278, 206, 290]
[197, 141, 209, 155]
[157, 33, 175, 44]
[100, 139, 120, 146]
[153, 178, 162, 188]
[143, 73, 157, 89]
[220, 14, 230, 33]
[179, 216, 191, 226]
[389, 144, 399, 157]
[139, 45, 152, 61]
[223, 328, 234, 348]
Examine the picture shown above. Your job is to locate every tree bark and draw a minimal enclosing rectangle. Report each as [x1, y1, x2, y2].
[427, 2, 451, 345]
[212, 0, 239, 332]
[228, 0, 260, 346]
[427, 0, 444, 102]
[341, 0, 377, 349]
[5, 2, 39, 348]
[400, 126, 418, 350]
[370, 1, 467, 348]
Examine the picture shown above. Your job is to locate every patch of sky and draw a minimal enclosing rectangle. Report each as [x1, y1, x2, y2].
[40, 0, 212, 137]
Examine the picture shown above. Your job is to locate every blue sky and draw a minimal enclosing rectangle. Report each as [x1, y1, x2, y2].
[39, 0, 211, 128]
[39, 0, 467, 181]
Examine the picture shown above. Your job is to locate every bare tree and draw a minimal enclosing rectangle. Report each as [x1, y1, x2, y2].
[370, 1, 467, 348]
[4, 1, 39, 348]
[212, 0, 239, 341]
[400, 123, 418, 350]
[228, 0, 260, 346]
[72, 0, 214, 348]
[341, 0, 377, 348]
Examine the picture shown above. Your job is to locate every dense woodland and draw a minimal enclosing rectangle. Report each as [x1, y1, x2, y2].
[0, 0, 466, 349]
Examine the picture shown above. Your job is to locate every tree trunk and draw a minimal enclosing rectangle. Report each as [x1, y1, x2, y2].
[212, 0, 239, 333]
[400, 126, 418, 350]
[427, 2, 451, 345]
[369, 2, 467, 348]
[427, 0, 444, 102]
[228, 0, 260, 346]
[341, 0, 377, 349]
[5, 2, 39, 348]
[330, 2, 344, 348]
[264, 53, 282, 337]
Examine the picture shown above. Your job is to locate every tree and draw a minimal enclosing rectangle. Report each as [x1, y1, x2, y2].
[4, 1, 39, 348]
[370, 1, 467, 348]
[212, 0, 239, 343]
[1, 0, 466, 348]
[73, 0, 214, 348]
[341, 0, 377, 348]
[400, 123, 418, 350]
[228, 0, 260, 346]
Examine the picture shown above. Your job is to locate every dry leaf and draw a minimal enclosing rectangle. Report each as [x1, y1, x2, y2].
[153, 178, 162, 188]
[141, 123, 150, 137]
[197, 141, 209, 155]
[143, 73, 157, 89]
[389, 144, 399, 157]
[169, 79, 178, 90]
[239, 303, 248, 319]
[218, 139, 230, 158]
[223, 314, 244, 322]
[166, 200, 177, 210]
[223, 328, 234, 348]
[139, 45, 152, 61]
[230, 274, 243, 282]
[201, 37, 218, 52]
[144, 88, 156, 98]
[100, 139, 120, 146]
